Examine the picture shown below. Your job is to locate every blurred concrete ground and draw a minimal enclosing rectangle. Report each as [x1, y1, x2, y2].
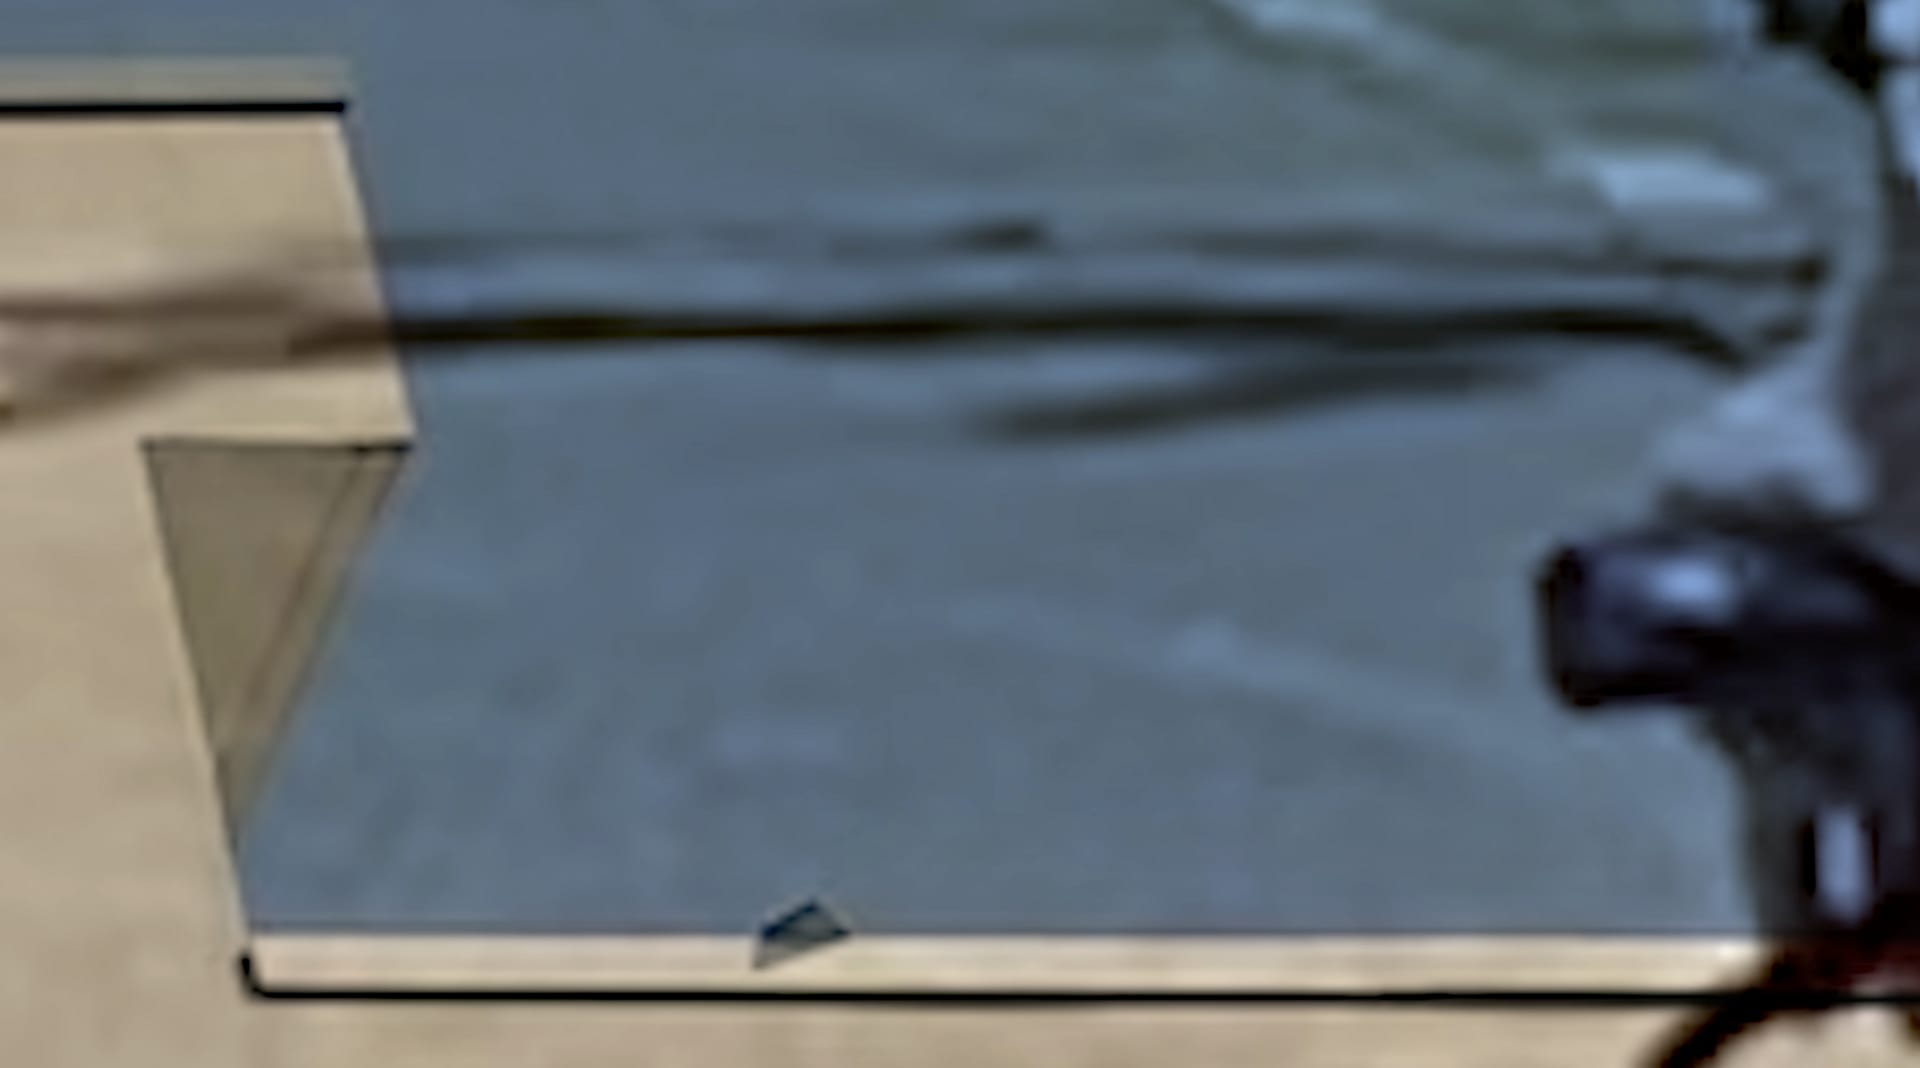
[242, 336, 1760, 935]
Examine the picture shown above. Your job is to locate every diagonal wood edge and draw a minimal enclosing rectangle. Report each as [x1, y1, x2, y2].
[128, 108, 414, 846]
[146, 438, 408, 843]
[243, 934, 1767, 997]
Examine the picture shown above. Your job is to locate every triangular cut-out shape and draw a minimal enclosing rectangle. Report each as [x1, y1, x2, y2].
[752, 898, 854, 970]
[145, 439, 406, 844]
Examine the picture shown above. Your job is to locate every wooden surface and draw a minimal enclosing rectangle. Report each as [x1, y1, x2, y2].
[248, 1002, 1920, 1068]
[247, 934, 1770, 995]
[0, 109, 403, 1066]
[3, 92, 1915, 1068]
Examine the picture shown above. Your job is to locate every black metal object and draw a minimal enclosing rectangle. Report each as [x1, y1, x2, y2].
[1533, 3, 1920, 1062]
[1754, 0, 1887, 92]
[1536, 520, 1920, 1065]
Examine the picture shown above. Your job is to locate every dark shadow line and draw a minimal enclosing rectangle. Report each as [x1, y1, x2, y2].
[0, 301, 1746, 436]
[280, 303, 1748, 372]
[363, 306, 1736, 355]
[0, 100, 346, 117]
[236, 953, 1920, 1008]
[360, 233, 1825, 286]
[0, 293, 1740, 349]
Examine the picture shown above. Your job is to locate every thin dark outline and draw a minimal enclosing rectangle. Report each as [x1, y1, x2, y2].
[0, 100, 345, 117]
[234, 951, 1920, 1008]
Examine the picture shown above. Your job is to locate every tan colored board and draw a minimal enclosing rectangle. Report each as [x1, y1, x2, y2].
[0, 106, 402, 1067]
[248, 1001, 1920, 1068]
[246, 934, 1769, 995]
[3, 70, 1912, 1066]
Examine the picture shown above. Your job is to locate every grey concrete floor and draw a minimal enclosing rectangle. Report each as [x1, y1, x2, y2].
[241, 338, 1755, 936]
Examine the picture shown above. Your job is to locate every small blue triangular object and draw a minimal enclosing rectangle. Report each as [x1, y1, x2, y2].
[753, 897, 852, 969]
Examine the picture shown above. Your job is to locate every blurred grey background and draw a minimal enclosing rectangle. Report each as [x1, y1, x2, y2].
[12, 0, 1882, 935]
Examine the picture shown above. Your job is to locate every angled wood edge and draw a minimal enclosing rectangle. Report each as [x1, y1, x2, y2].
[128, 107, 415, 844]
[146, 439, 409, 843]
[0, 58, 349, 109]
[243, 934, 1767, 997]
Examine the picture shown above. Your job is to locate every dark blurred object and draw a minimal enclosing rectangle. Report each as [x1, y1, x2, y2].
[1532, 1, 1920, 1061]
[1539, 522, 1920, 712]
[1754, 0, 1884, 90]
[1536, 520, 1920, 1066]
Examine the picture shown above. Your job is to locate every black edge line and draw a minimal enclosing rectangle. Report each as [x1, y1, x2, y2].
[231, 956, 1920, 1008]
[0, 99, 346, 117]
[140, 437, 410, 455]
[238, 952, 265, 996]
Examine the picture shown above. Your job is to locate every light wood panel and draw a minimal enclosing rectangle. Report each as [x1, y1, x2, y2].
[0, 100, 402, 1067]
[246, 934, 1766, 996]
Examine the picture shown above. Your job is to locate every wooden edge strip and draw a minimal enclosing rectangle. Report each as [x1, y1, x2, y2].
[0, 58, 349, 110]
[145, 430, 414, 450]
[244, 935, 1766, 997]
[219, 444, 409, 840]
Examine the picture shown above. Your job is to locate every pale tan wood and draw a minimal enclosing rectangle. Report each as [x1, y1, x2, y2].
[249, 1000, 1920, 1068]
[246, 934, 1768, 995]
[274, 933, 1920, 1068]
[0, 117, 409, 437]
[0, 113, 403, 1067]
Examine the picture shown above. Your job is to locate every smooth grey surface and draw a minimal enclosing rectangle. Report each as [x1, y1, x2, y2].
[0, 0, 1878, 934]
[242, 339, 1753, 935]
